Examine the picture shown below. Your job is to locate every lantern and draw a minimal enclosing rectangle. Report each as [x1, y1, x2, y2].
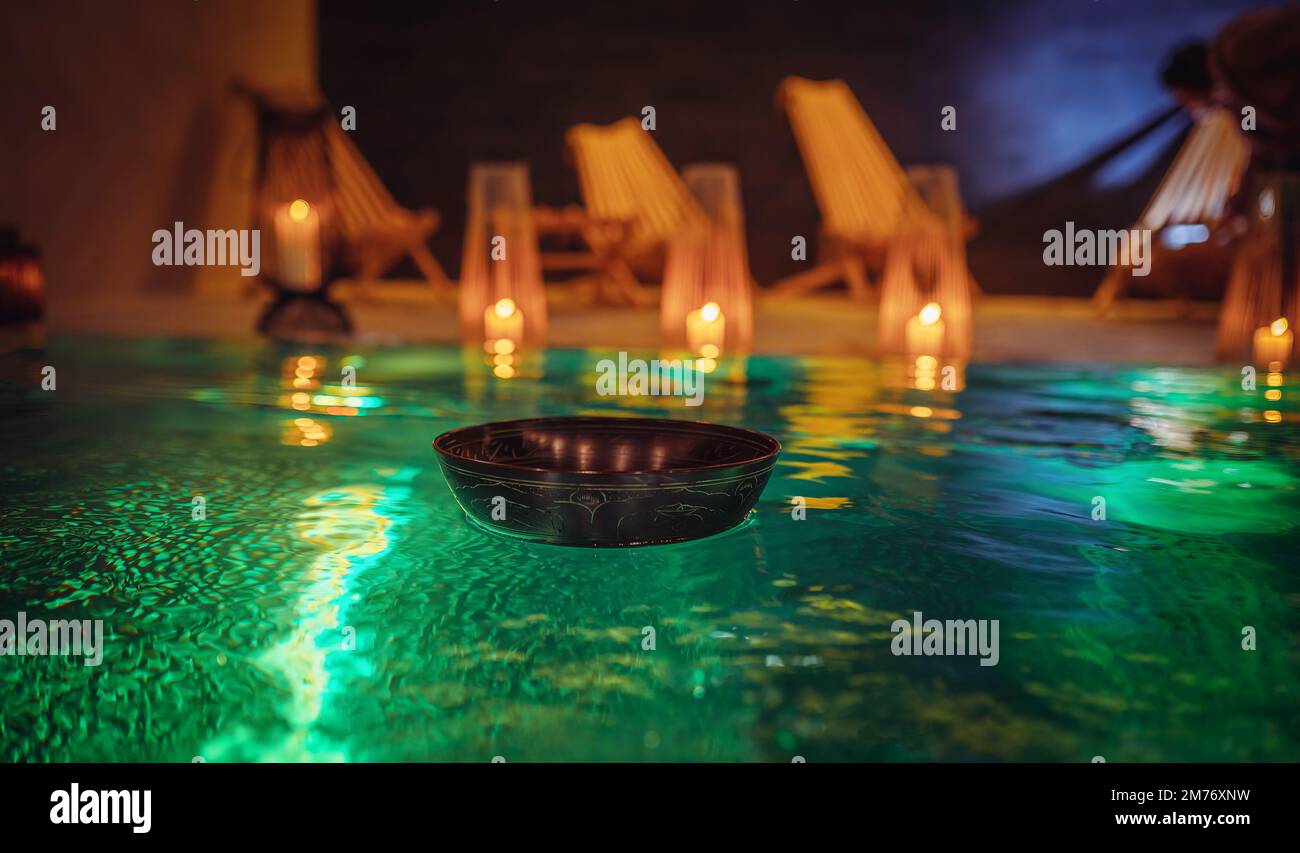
[877, 166, 974, 360]
[459, 163, 547, 362]
[1218, 174, 1298, 368]
[239, 89, 349, 338]
[660, 164, 755, 358]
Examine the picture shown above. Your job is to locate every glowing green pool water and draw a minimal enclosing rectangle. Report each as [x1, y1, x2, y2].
[1, 336, 1297, 761]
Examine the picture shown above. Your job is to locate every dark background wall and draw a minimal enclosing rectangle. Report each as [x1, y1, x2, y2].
[0, 0, 316, 320]
[320, 0, 1272, 294]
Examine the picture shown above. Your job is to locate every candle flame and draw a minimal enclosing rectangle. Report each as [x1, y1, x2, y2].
[289, 199, 311, 222]
[494, 298, 517, 319]
[701, 302, 721, 323]
[1270, 317, 1288, 337]
[919, 302, 942, 326]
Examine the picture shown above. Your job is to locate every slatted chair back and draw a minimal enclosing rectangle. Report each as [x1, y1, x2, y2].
[778, 76, 929, 246]
[566, 118, 707, 256]
[1139, 107, 1250, 231]
[326, 124, 424, 238]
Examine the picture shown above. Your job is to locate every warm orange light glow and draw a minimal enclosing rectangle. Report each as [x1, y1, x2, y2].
[1265, 389, 1282, 401]
[483, 299, 525, 351]
[915, 355, 938, 371]
[906, 305, 946, 357]
[1254, 321, 1293, 368]
[697, 357, 718, 374]
[493, 363, 516, 379]
[282, 416, 333, 447]
[289, 199, 311, 222]
[909, 405, 934, 418]
[686, 302, 727, 357]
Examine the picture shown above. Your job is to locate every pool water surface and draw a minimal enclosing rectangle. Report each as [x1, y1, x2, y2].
[1, 336, 1297, 762]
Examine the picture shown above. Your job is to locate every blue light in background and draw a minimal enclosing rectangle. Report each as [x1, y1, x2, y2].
[954, 0, 1269, 205]
[1161, 223, 1211, 248]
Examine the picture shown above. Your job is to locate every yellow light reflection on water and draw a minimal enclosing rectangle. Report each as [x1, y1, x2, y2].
[283, 417, 333, 446]
[792, 495, 852, 510]
[778, 460, 855, 482]
[278, 355, 383, 420]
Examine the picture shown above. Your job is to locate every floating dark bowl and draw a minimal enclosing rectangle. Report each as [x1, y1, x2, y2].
[434, 416, 781, 547]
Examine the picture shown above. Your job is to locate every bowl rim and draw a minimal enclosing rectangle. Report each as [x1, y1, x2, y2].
[433, 415, 781, 476]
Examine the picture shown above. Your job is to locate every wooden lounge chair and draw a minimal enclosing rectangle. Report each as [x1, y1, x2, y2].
[772, 76, 975, 301]
[537, 118, 707, 305]
[1092, 106, 1250, 314]
[326, 124, 452, 292]
[236, 83, 451, 294]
